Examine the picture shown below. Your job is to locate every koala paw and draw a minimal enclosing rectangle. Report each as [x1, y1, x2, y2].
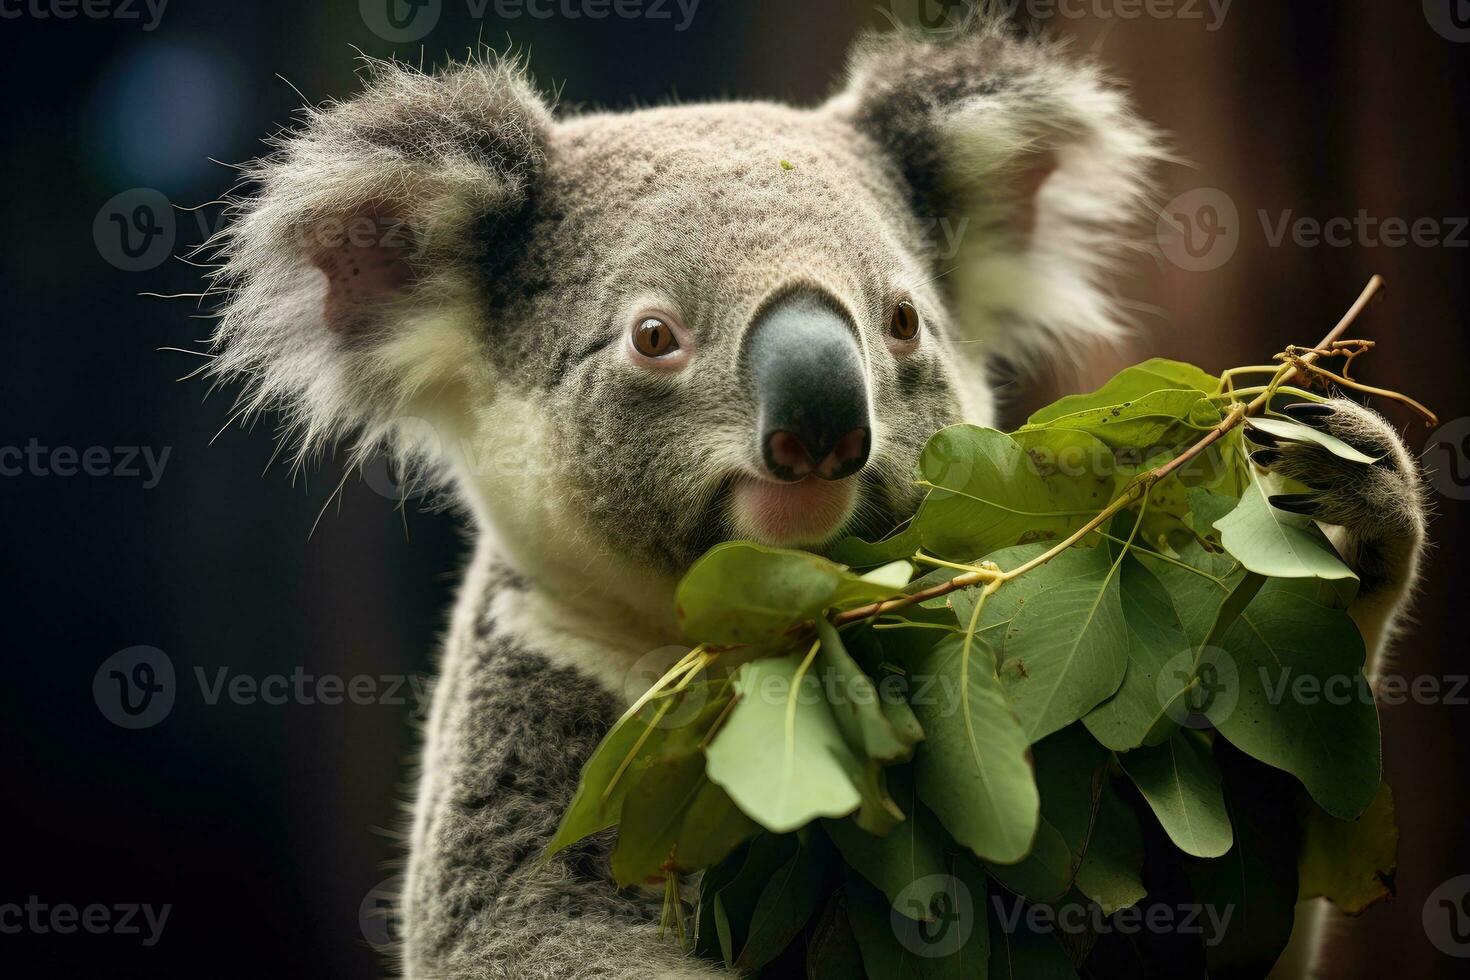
[1246, 398, 1429, 548]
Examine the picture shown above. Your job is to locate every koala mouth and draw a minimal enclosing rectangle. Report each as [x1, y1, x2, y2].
[729, 474, 859, 548]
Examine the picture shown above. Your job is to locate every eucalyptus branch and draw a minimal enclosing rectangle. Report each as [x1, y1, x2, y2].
[833, 275, 1389, 627]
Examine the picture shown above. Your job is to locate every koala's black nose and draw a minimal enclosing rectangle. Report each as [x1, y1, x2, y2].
[746, 292, 871, 483]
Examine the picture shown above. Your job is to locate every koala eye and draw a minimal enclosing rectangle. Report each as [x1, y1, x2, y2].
[888, 300, 921, 342]
[632, 316, 680, 358]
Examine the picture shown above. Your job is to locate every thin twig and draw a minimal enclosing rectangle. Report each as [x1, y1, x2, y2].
[1282, 358, 1438, 426]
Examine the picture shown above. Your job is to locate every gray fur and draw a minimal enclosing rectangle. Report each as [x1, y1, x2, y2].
[200, 19, 1426, 980]
[402, 563, 721, 979]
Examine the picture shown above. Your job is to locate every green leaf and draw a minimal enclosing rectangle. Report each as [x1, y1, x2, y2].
[675, 542, 902, 645]
[696, 835, 796, 966]
[818, 618, 920, 835]
[1007, 426, 1124, 502]
[1082, 557, 1191, 751]
[858, 560, 918, 592]
[1183, 746, 1300, 979]
[988, 898, 1079, 979]
[912, 425, 1114, 561]
[693, 840, 756, 963]
[1136, 540, 1241, 650]
[610, 753, 758, 885]
[704, 653, 865, 833]
[1018, 389, 1221, 452]
[1186, 487, 1239, 540]
[1027, 359, 1220, 425]
[1145, 570, 1265, 747]
[1211, 580, 1382, 820]
[1248, 416, 1381, 465]
[735, 831, 826, 972]
[1120, 731, 1233, 858]
[992, 545, 1130, 743]
[1076, 783, 1147, 915]
[984, 820, 1075, 906]
[844, 627, 933, 750]
[986, 726, 1109, 904]
[845, 859, 990, 979]
[1298, 781, 1398, 914]
[818, 619, 921, 765]
[805, 892, 868, 980]
[830, 522, 924, 569]
[544, 683, 729, 859]
[826, 767, 952, 920]
[1214, 482, 1357, 581]
[911, 633, 1040, 864]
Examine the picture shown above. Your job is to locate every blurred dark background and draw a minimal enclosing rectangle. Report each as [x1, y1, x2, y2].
[3, 1, 1467, 977]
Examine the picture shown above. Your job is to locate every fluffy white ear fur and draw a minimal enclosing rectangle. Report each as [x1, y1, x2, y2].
[836, 22, 1166, 368]
[202, 55, 550, 470]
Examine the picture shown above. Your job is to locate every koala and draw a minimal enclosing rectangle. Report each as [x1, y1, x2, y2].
[202, 17, 1427, 980]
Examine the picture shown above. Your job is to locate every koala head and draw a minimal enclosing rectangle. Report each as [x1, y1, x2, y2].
[205, 21, 1158, 616]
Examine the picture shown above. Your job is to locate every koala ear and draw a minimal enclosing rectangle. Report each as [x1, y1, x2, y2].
[831, 22, 1164, 366]
[205, 55, 550, 462]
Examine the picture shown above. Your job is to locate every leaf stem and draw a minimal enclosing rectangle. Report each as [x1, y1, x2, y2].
[914, 551, 996, 575]
[783, 640, 822, 782]
[1205, 385, 1321, 404]
[617, 645, 708, 727]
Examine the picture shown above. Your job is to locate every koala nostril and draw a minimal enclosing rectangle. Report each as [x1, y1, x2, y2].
[765, 431, 816, 482]
[817, 428, 871, 481]
[762, 427, 871, 483]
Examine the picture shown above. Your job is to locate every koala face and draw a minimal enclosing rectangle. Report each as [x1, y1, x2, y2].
[206, 22, 1158, 593]
[486, 103, 967, 572]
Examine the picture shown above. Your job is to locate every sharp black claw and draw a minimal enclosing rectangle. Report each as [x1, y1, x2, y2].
[1269, 493, 1319, 516]
[1250, 449, 1281, 468]
[1281, 402, 1335, 428]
